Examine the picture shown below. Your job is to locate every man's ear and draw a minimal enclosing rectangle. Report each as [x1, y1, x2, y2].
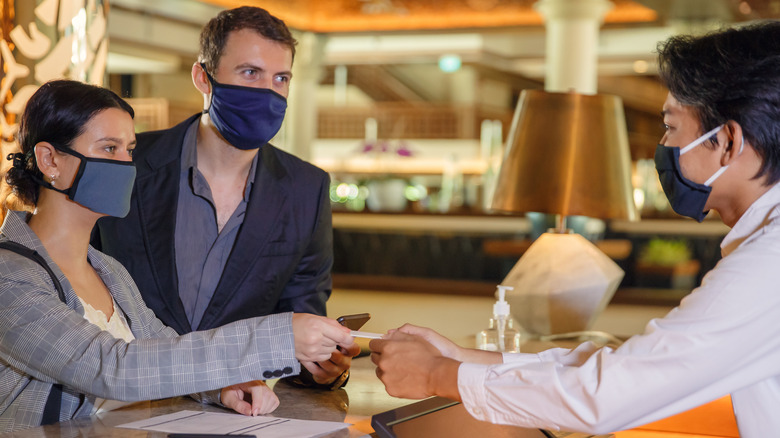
[33, 142, 59, 179]
[721, 121, 744, 166]
[192, 62, 211, 96]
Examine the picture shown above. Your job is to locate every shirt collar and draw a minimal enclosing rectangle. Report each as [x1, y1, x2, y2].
[0, 209, 40, 249]
[721, 182, 780, 256]
[181, 119, 199, 174]
[181, 119, 259, 203]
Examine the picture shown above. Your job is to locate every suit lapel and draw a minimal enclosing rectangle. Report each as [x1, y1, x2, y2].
[135, 115, 200, 333]
[198, 145, 289, 329]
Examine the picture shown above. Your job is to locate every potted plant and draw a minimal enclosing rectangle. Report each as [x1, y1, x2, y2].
[636, 238, 700, 290]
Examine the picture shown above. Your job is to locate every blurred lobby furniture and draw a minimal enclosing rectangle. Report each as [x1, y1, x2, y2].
[482, 238, 632, 261]
[331, 212, 729, 307]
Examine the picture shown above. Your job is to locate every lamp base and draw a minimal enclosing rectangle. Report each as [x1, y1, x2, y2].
[502, 232, 624, 336]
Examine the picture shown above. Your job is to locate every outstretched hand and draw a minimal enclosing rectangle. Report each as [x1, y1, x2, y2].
[392, 323, 503, 365]
[292, 313, 353, 363]
[390, 323, 464, 361]
[221, 380, 279, 416]
[369, 331, 461, 400]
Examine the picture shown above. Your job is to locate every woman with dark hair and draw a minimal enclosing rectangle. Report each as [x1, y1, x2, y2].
[0, 79, 355, 432]
[369, 21, 780, 437]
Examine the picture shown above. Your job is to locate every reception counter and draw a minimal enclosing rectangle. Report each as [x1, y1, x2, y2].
[4, 356, 404, 438]
[4, 350, 738, 438]
[3, 290, 739, 438]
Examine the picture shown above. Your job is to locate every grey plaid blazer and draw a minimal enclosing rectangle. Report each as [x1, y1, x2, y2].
[0, 210, 299, 432]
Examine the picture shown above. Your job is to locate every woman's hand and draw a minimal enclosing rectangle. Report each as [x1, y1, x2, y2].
[292, 313, 353, 363]
[221, 380, 279, 416]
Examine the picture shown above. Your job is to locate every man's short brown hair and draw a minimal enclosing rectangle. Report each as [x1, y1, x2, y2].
[198, 6, 297, 75]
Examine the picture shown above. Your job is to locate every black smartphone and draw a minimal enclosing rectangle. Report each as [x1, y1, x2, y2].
[337, 313, 371, 330]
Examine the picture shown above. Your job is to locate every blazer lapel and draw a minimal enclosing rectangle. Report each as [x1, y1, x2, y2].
[135, 115, 200, 333]
[197, 145, 289, 329]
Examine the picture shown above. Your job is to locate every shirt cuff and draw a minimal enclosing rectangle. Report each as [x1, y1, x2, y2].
[458, 362, 492, 422]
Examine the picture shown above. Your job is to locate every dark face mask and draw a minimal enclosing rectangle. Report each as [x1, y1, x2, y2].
[201, 63, 288, 150]
[654, 125, 740, 222]
[36, 144, 136, 218]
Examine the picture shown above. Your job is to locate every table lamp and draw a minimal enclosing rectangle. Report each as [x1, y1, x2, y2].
[491, 89, 638, 336]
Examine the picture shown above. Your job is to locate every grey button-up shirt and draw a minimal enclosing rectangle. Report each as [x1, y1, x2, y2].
[174, 121, 259, 330]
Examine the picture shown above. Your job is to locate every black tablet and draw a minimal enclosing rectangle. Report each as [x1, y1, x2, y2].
[371, 396, 554, 438]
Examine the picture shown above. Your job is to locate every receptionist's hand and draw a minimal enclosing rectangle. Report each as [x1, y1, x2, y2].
[392, 324, 463, 361]
[370, 332, 461, 400]
[393, 324, 503, 365]
[221, 380, 279, 416]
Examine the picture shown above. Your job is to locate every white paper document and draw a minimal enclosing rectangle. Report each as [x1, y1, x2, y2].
[118, 410, 350, 438]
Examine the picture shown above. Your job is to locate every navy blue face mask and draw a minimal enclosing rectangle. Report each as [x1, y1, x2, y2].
[654, 125, 741, 222]
[36, 144, 136, 218]
[201, 63, 288, 150]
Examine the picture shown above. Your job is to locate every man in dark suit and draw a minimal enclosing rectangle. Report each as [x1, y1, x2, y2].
[94, 6, 358, 389]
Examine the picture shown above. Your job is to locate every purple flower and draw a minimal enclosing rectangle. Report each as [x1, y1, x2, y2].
[396, 142, 413, 157]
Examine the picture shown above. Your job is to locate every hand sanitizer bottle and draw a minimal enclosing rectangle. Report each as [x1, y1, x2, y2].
[476, 285, 521, 352]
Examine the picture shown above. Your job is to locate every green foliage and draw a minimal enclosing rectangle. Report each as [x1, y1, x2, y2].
[639, 238, 692, 266]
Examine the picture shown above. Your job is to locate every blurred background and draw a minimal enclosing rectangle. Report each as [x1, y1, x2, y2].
[2, 0, 777, 308]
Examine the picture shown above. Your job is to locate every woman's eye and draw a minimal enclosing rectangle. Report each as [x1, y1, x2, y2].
[105, 145, 116, 153]
[127, 149, 135, 157]
[662, 123, 671, 131]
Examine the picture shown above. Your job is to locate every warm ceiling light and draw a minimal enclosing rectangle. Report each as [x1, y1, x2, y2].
[633, 59, 649, 73]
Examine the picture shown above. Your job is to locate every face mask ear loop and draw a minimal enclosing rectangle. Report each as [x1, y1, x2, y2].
[200, 63, 215, 114]
[680, 125, 725, 155]
[704, 134, 745, 187]
[737, 134, 745, 154]
[704, 165, 729, 186]
[34, 143, 86, 198]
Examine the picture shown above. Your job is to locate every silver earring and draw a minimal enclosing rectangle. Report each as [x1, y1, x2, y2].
[50, 174, 56, 187]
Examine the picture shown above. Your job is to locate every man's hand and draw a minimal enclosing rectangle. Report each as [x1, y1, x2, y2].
[292, 313, 353, 363]
[393, 323, 502, 365]
[302, 341, 360, 384]
[369, 332, 461, 400]
[221, 380, 279, 416]
[391, 324, 464, 361]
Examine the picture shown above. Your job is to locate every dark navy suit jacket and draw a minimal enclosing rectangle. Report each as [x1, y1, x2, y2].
[93, 114, 333, 334]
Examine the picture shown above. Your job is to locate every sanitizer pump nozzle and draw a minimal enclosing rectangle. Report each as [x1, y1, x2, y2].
[476, 285, 521, 352]
[494, 285, 512, 320]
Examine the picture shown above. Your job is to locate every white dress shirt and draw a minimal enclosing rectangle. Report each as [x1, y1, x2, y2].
[459, 182, 780, 437]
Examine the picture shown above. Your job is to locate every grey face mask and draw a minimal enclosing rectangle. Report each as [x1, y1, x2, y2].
[38, 144, 136, 218]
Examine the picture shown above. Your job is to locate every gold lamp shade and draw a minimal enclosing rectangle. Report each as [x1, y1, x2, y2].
[491, 89, 638, 221]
